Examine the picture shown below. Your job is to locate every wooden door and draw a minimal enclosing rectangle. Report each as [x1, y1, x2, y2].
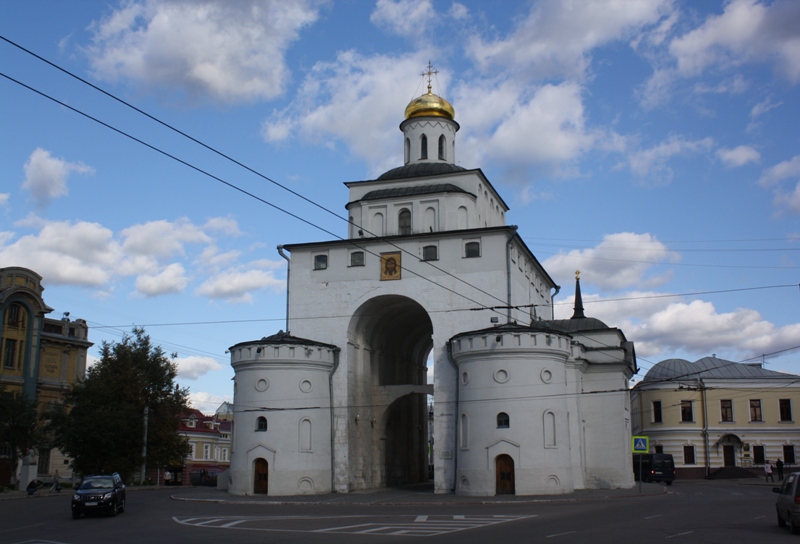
[254, 458, 268, 494]
[723, 445, 736, 467]
[495, 454, 515, 495]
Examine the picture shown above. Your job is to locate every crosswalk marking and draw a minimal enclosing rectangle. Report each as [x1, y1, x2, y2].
[175, 514, 535, 537]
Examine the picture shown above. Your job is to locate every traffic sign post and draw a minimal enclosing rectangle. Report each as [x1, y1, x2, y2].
[632, 436, 649, 493]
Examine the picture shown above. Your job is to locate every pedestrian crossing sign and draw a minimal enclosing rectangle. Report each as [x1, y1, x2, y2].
[632, 435, 649, 453]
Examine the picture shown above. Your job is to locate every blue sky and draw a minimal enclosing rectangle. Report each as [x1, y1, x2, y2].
[1, 0, 799, 412]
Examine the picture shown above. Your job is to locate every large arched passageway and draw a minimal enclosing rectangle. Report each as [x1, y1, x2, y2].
[345, 295, 433, 489]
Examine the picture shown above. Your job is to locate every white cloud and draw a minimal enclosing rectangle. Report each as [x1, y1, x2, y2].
[188, 390, 231, 414]
[669, 0, 800, 83]
[751, 97, 782, 118]
[758, 155, 800, 188]
[628, 136, 714, 183]
[481, 83, 599, 165]
[0, 194, 9, 209]
[0, 217, 120, 286]
[468, 0, 671, 81]
[195, 264, 285, 303]
[134, 263, 188, 296]
[543, 233, 680, 291]
[557, 291, 800, 362]
[87, 0, 323, 103]
[22, 148, 94, 208]
[262, 51, 430, 175]
[121, 218, 211, 259]
[519, 185, 553, 205]
[370, 0, 435, 39]
[717, 145, 760, 167]
[774, 181, 800, 214]
[694, 74, 749, 94]
[203, 217, 242, 236]
[175, 355, 222, 380]
[0, 215, 263, 298]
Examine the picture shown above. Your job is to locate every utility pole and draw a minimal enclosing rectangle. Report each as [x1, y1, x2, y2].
[140, 406, 148, 484]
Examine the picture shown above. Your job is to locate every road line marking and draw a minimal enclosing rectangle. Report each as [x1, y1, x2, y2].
[546, 531, 577, 538]
[645, 515, 662, 519]
[666, 531, 694, 538]
[220, 520, 247, 528]
[415, 515, 428, 522]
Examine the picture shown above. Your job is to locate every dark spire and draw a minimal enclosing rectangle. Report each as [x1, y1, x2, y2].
[571, 270, 585, 319]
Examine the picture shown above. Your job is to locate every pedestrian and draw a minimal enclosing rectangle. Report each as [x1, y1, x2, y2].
[50, 469, 61, 492]
[776, 458, 785, 480]
[765, 460, 775, 482]
[26, 479, 37, 495]
[164, 469, 172, 486]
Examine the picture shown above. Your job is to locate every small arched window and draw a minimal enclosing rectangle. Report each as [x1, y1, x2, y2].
[438, 135, 446, 160]
[398, 209, 411, 235]
[404, 138, 410, 164]
[256, 416, 267, 432]
[465, 241, 480, 258]
[420, 134, 428, 160]
[497, 412, 510, 429]
[314, 255, 328, 270]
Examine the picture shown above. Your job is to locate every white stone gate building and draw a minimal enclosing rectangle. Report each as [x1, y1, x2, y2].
[228, 75, 637, 497]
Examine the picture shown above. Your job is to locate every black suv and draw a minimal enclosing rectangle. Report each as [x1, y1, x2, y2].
[71, 473, 126, 519]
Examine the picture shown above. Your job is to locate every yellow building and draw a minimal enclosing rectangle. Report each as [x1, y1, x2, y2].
[632, 356, 800, 479]
[0, 266, 92, 485]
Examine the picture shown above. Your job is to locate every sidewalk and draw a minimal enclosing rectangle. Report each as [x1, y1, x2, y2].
[168, 481, 668, 506]
[1, 481, 667, 504]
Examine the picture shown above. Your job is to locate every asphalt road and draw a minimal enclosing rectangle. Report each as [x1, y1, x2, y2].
[0, 480, 787, 544]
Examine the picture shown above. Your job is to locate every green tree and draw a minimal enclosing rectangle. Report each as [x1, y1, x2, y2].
[0, 387, 46, 487]
[48, 328, 190, 482]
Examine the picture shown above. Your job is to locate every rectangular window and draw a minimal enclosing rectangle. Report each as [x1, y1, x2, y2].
[681, 400, 693, 422]
[753, 445, 765, 465]
[222, 448, 229, 462]
[652, 401, 662, 423]
[654, 445, 664, 454]
[784, 445, 796, 465]
[2, 339, 17, 369]
[464, 241, 480, 258]
[683, 445, 696, 465]
[189, 442, 196, 460]
[349, 251, 364, 267]
[750, 399, 763, 422]
[720, 400, 733, 422]
[780, 399, 793, 422]
[313, 254, 328, 270]
[422, 245, 438, 261]
[203, 444, 211, 460]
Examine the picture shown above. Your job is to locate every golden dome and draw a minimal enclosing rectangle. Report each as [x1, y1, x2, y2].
[404, 88, 455, 120]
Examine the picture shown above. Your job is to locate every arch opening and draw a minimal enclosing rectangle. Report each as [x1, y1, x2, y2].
[346, 295, 433, 489]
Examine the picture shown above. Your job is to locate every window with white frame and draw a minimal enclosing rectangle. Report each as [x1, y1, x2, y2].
[203, 443, 211, 460]
[680, 400, 693, 422]
[780, 399, 793, 422]
[750, 399, 763, 422]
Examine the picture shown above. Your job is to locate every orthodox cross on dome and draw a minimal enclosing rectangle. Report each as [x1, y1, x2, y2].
[421, 61, 439, 94]
[575, 269, 581, 280]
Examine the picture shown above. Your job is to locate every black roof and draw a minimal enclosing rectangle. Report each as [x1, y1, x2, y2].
[360, 183, 472, 202]
[228, 330, 338, 351]
[377, 162, 468, 180]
